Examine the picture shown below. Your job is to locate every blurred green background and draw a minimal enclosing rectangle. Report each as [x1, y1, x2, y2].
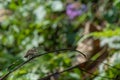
[0, 0, 120, 80]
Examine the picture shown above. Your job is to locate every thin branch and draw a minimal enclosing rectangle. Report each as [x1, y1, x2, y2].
[89, 60, 120, 70]
[1, 48, 118, 80]
[38, 61, 115, 80]
[38, 59, 119, 80]
[36, 48, 86, 59]
[0, 48, 86, 80]
[83, 60, 120, 80]
[0, 57, 34, 80]
[39, 63, 79, 80]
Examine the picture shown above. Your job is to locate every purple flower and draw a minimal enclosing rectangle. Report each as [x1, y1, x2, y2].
[66, 3, 87, 19]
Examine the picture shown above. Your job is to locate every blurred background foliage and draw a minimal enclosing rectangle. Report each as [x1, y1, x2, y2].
[0, 0, 120, 80]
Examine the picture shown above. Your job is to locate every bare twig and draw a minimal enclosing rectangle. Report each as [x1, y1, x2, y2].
[89, 60, 120, 70]
[0, 48, 118, 80]
[0, 48, 86, 80]
[39, 60, 115, 80]
[39, 63, 79, 80]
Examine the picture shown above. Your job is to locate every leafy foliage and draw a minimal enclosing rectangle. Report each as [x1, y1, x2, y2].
[0, 0, 120, 80]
